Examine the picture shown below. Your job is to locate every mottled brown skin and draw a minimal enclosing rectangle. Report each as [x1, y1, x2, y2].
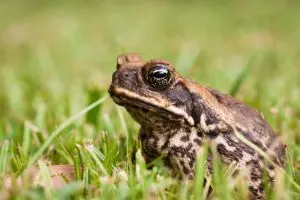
[109, 53, 286, 200]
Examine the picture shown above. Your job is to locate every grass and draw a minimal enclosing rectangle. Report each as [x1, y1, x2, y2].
[0, 0, 299, 199]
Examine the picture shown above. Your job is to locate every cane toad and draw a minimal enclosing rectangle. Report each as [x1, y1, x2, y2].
[109, 53, 286, 199]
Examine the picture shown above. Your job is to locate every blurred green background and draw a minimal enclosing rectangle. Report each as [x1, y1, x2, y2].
[0, 0, 299, 198]
[1, 0, 300, 121]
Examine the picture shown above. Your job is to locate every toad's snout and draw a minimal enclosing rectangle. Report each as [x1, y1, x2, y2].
[109, 69, 139, 96]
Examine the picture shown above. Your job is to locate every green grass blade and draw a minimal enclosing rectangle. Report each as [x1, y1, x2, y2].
[211, 142, 232, 200]
[85, 144, 108, 176]
[22, 121, 31, 156]
[230, 55, 253, 96]
[193, 145, 208, 200]
[0, 140, 9, 176]
[38, 160, 54, 198]
[27, 95, 108, 169]
[56, 182, 85, 200]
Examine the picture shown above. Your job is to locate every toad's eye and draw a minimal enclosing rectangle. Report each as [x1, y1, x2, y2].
[148, 64, 172, 89]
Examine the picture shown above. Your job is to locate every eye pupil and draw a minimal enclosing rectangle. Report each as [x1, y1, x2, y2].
[151, 68, 168, 79]
[147, 64, 172, 89]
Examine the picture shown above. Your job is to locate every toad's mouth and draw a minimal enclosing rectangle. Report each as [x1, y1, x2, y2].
[108, 86, 195, 126]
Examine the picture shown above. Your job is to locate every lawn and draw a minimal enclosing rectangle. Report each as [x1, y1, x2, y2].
[0, 0, 299, 199]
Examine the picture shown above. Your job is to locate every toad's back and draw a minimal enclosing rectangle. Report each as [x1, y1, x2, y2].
[206, 87, 286, 166]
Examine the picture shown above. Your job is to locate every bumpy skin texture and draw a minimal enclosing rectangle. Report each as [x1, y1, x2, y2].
[109, 53, 286, 200]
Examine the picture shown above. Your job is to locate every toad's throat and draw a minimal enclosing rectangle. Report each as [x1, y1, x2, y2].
[109, 87, 195, 126]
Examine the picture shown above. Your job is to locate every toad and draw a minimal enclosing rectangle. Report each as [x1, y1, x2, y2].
[109, 53, 286, 200]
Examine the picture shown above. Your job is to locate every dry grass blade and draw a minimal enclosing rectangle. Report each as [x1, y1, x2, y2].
[4, 164, 75, 190]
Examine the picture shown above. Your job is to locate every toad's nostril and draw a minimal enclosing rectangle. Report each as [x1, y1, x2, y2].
[123, 73, 129, 78]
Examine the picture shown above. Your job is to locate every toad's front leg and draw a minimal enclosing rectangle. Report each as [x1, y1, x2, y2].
[167, 146, 196, 179]
[139, 127, 163, 164]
